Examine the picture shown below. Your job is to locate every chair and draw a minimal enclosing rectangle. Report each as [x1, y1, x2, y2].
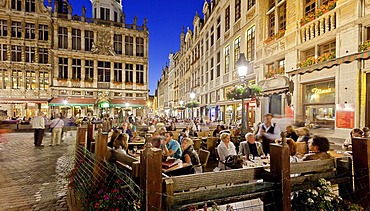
[192, 138, 201, 151]
[198, 149, 210, 171]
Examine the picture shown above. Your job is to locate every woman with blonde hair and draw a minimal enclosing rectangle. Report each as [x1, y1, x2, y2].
[217, 132, 236, 170]
[180, 138, 200, 165]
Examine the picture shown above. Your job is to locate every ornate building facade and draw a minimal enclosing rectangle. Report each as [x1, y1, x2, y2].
[0, 0, 148, 119]
[157, 0, 370, 137]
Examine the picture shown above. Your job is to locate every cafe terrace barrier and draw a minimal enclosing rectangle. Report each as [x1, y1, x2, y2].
[70, 125, 369, 210]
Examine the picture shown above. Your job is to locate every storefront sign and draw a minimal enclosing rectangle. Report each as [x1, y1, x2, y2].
[311, 88, 333, 95]
[336, 104, 355, 129]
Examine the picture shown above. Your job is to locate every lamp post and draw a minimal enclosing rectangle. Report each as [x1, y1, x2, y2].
[179, 99, 184, 119]
[190, 91, 196, 120]
[236, 53, 251, 137]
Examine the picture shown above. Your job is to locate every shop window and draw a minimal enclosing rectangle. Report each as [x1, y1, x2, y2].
[113, 34, 122, 55]
[304, 81, 335, 104]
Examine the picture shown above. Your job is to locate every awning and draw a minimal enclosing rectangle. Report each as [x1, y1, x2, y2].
[288, 50, 370, 76]
[110, 99, 146, 108]
[49, 97, 95, 106]
[258, 75, 293, 96]
[0, 98, 49, 103]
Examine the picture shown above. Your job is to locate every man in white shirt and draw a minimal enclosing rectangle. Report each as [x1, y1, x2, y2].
[256, 113, 281, 154]
[30, 111, 45, 147]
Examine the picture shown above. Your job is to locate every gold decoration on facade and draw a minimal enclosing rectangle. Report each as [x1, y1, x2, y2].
[91, 31, 115, 56]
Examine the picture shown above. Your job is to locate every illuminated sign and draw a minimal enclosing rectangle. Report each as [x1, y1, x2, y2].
[311, 88, 333, 95]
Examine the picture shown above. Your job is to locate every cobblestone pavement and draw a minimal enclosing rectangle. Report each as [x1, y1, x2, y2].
[0, 131, 75, 211]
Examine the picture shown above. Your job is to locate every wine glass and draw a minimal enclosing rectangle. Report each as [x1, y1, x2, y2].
[248, 154, 254, 161]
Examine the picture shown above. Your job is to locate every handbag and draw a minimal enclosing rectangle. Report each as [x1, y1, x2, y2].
[224, 155, 243, 169]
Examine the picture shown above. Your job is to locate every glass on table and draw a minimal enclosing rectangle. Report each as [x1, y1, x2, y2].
[133, 146, 138, 154]
[248, 154, 254, 161]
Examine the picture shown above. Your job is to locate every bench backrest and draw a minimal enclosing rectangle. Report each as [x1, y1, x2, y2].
[107, 147, 140, 179]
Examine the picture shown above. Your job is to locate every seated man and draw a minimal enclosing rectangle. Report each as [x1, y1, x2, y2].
[239, 133, 264, 158]
[163, 131, 182, 159]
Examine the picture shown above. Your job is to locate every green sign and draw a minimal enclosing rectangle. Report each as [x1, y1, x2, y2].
[99, 101, 110, 108]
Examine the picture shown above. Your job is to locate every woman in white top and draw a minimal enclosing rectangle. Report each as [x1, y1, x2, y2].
[217, 132, 236, 170]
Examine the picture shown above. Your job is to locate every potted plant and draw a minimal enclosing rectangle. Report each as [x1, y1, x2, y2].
[328, 0, 337, 11]
[291, 178, 363, 211]
[359, 40, 370, 51]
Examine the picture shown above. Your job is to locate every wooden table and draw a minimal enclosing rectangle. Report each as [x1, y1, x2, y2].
[162, 162, 192, 176]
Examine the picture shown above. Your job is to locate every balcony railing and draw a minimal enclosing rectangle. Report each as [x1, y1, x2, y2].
[97, 82, 110, 89]
[300, 9, 337, 42]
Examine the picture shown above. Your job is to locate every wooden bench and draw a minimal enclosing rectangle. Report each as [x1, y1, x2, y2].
[163, 167, 271, 210]
[106, 147, 140, 181]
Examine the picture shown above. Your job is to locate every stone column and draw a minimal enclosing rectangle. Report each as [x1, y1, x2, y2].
[67, 27, 72, 50]
[81, 29, 85, 52]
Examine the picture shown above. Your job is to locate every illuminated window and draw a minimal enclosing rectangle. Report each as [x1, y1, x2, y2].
[12, 70, 22, 89]
[25, 70, 36, 89]
[39, 71, 49, 90]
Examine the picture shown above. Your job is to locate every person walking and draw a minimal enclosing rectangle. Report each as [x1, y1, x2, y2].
[48, 114, 64, 146]
[30, 111, 45, 147]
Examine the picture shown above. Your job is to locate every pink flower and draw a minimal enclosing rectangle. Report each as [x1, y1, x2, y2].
[104, 195, 110, 201]
[94, 202, 99, 208]
[112, 189, 118, 193]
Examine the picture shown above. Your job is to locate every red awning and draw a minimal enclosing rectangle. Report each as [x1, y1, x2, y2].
[0, 98, 49, 103]
[49, 97, 95, 106]
[287, 50, 370, 76]
[110, 99, 146, 107]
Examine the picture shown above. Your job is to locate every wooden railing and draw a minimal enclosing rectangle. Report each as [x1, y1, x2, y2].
[73, 126, 369, 211]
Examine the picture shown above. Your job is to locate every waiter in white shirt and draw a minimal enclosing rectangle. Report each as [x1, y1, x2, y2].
[256, 113, 281, 154]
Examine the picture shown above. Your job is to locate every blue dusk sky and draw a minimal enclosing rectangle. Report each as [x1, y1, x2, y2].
[46, 0, 205, 94]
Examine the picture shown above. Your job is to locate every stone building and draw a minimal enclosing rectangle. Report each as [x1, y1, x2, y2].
[157, 0, 370, 136]
[0, 0, 148, 119]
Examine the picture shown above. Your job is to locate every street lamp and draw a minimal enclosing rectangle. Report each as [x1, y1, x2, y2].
[190, 91, 196, 120]
[236, 53, 251, 137]
[179, 99, 184, 119]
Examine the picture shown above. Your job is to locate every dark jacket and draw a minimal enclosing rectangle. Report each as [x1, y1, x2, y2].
[181, 145, 200, 165]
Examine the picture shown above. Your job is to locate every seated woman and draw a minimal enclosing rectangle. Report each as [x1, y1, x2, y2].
[285, 138, 301, 162]
[286, 125, 299, 142]
[213, 125, 222, 137]
[303, 136, 332, 161]
[180, 138, 200, 165]
[113, 133, 130, 152]
[296, 127, 310, 143]
[342, 128, 363, 150]
[107, 129, 121, 148]
[217, 132, 236, 170]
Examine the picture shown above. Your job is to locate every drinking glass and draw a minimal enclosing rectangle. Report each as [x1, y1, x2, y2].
[133, 146, 137, 154]
[248, 154, 254, 161]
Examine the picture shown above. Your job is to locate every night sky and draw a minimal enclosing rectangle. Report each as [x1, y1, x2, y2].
[45, 0, 205, 94]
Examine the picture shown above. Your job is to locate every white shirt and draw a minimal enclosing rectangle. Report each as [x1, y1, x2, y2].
[30, 116, 45, 129]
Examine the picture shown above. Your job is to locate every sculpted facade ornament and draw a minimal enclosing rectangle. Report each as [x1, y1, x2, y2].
[91, 31, 115, 56]
[0, 0, 6, 8]
[265, 40, 285, 57]
[246, 7, 255, 20]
